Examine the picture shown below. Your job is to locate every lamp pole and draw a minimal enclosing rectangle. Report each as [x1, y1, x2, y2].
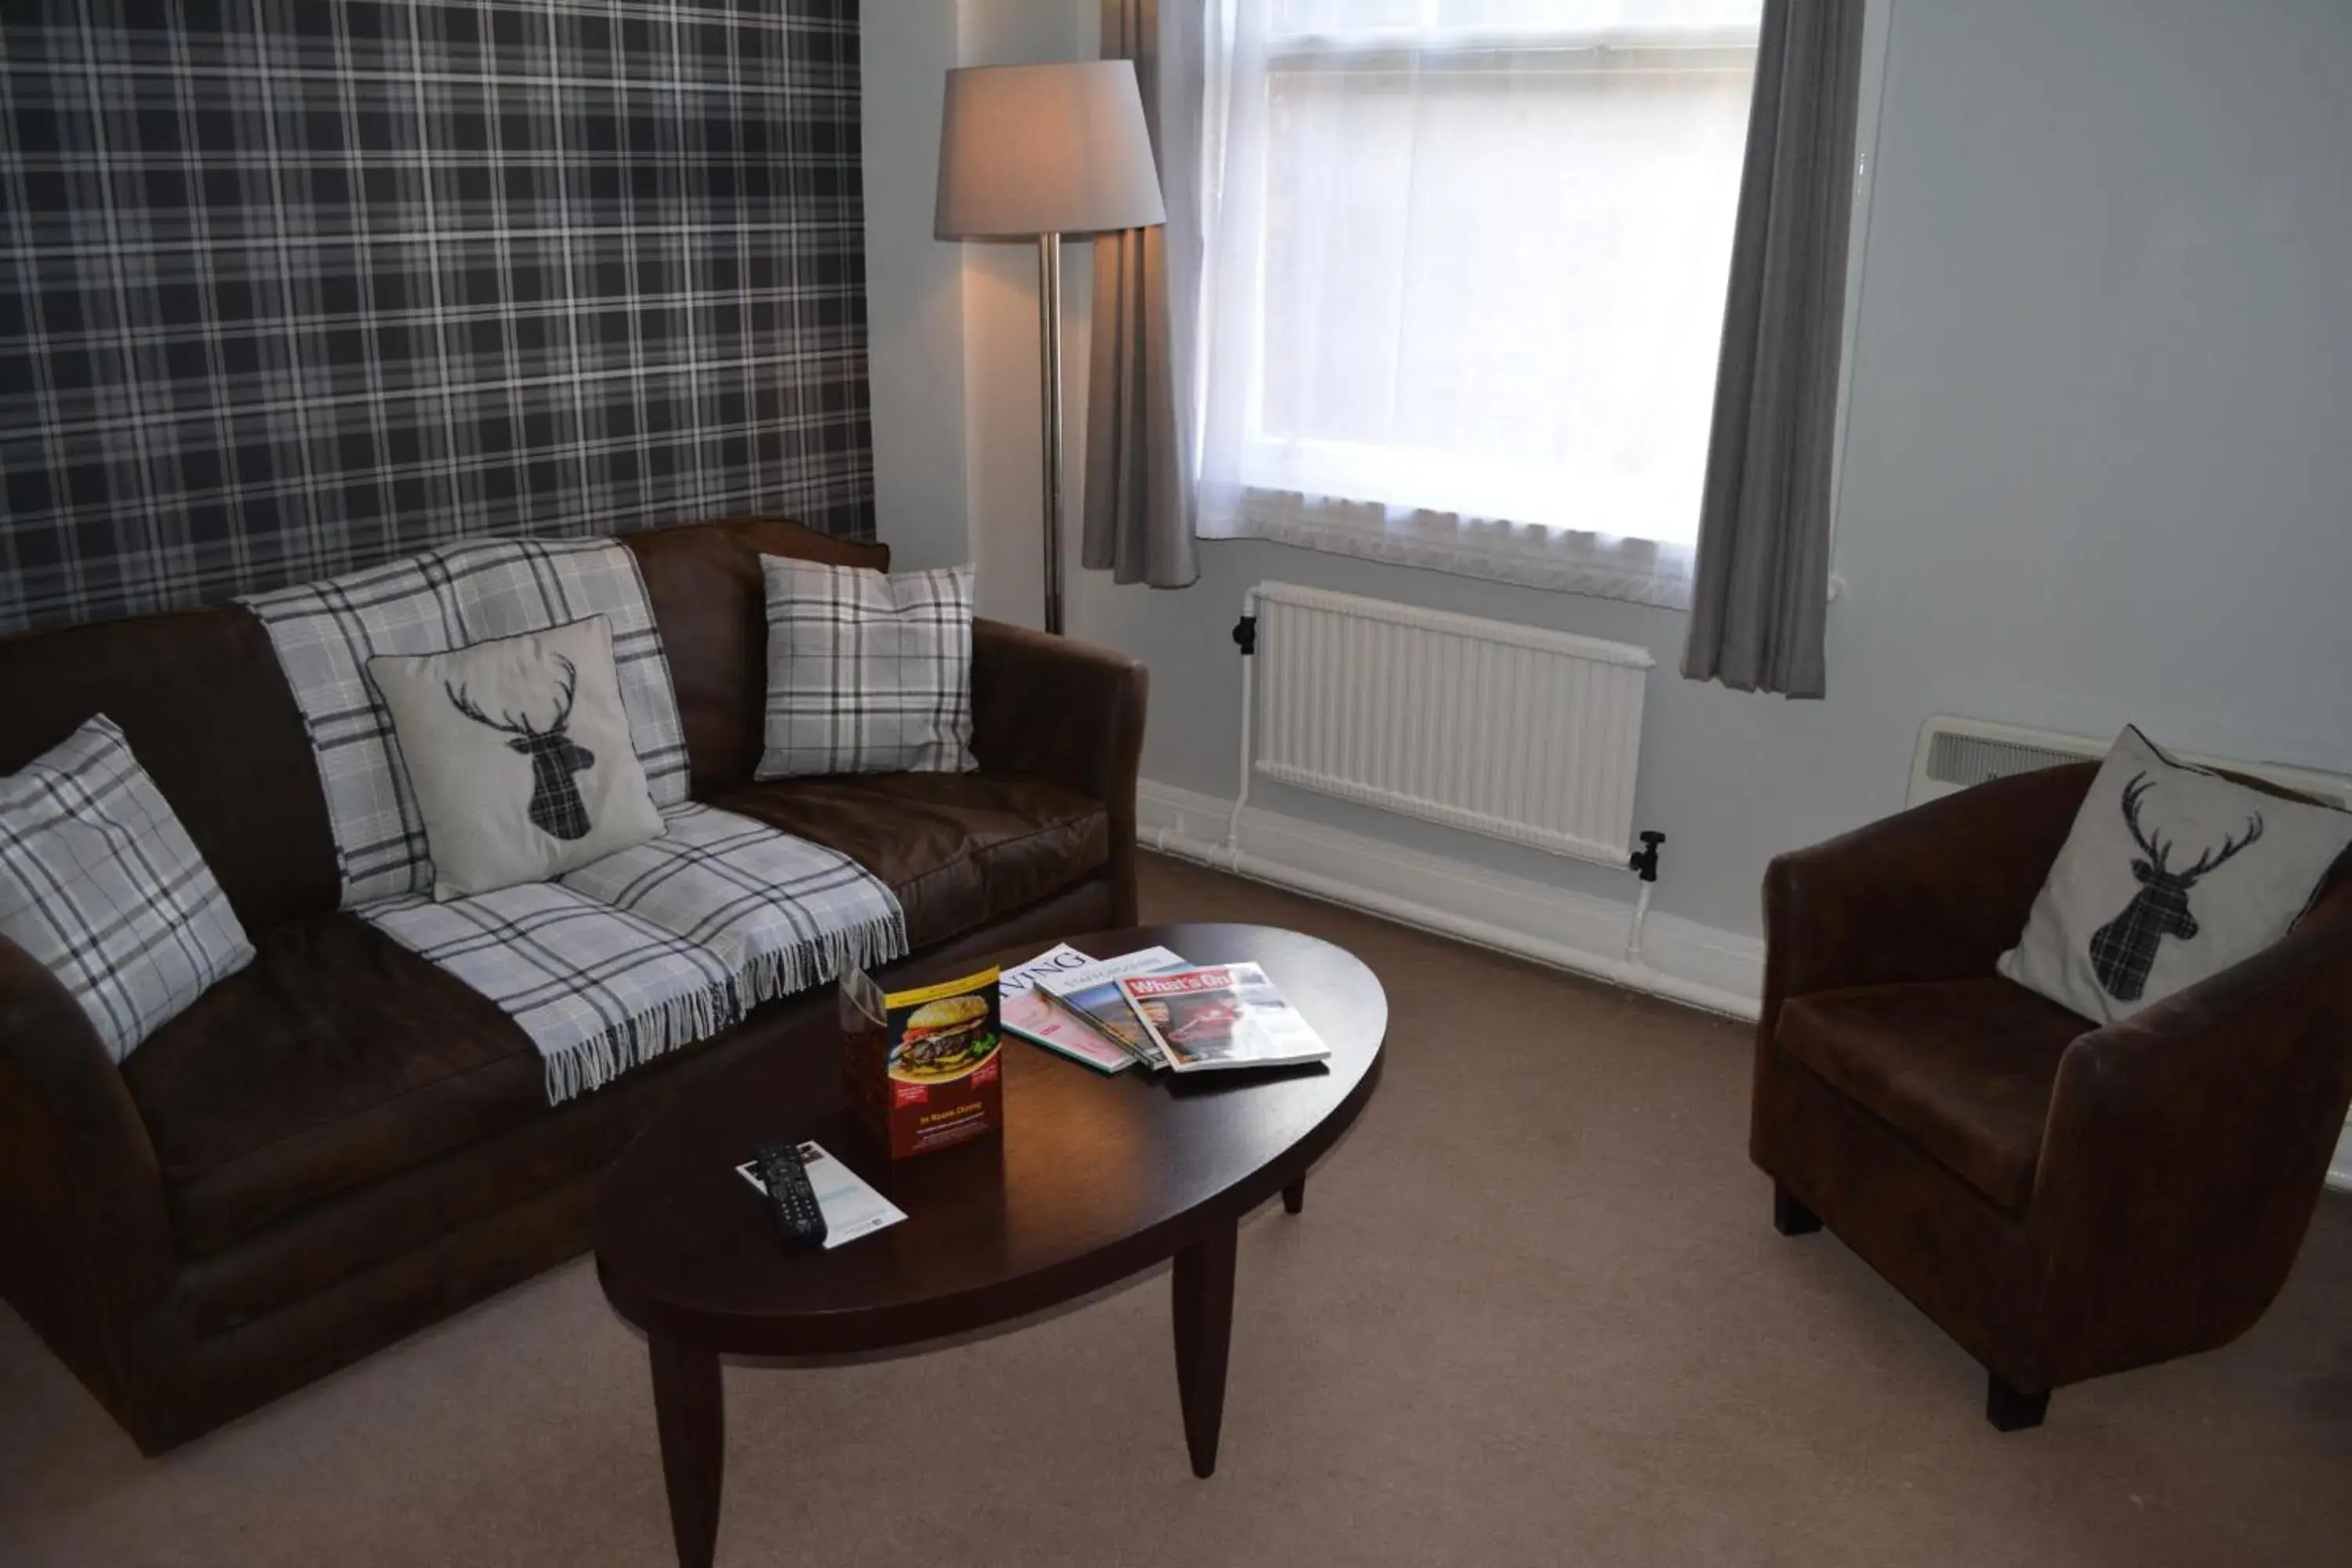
[1036, 231, 1066, 635]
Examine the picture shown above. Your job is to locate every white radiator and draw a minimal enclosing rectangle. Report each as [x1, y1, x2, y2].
[1242, 583, 1653, 867]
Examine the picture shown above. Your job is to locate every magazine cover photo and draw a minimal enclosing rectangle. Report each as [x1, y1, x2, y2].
[1120, 963, 1330, 1073]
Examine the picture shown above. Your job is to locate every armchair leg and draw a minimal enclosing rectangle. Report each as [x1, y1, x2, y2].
[1985, 1373, 2049, 1432]
[1771, 1183, 1822, 1237]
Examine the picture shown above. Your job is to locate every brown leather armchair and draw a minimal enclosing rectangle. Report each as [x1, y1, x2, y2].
[1751, 763, 2352, 1430]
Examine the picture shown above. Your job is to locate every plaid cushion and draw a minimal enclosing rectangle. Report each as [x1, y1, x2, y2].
[756, 558, 975, 779]
[0, 716, 254, 1063]
[366, 802, 905, 1103]
[244, 537, 690, 907]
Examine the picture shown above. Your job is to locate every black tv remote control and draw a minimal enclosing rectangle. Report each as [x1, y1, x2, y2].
[753, 1142, 828, 1250]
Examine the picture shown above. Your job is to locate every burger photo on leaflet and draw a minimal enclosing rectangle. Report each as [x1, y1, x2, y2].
[888, 993, 1000, 1082]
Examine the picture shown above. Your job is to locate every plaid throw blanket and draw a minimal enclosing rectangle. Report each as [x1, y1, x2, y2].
[365, 804, 906, 1104]
[557, 803, 902, 1002]
[250, 539, 909, 1103]
[242, 537, 691, 906]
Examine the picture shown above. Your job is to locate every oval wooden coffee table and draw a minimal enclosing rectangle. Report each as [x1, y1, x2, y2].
[593, 922, 1386, 1567]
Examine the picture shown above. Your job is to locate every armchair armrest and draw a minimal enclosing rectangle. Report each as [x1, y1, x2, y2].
[0, 931, 178, 1404]
[967, 619, 1149, 924]
[1762, 764, 2096, 1019]
[2025, 879, 2352, 1377]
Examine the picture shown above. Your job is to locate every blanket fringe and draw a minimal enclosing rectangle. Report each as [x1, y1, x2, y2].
[541, 981, 731, 1105]
[542, 907, 912, 1105]
[731, 908, 912, 1014]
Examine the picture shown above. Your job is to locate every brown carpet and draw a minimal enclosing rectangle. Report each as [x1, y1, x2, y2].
[4, 852, 2349, 1567]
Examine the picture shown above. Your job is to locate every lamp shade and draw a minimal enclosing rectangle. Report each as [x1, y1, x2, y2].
[935, 61, 1168, 240]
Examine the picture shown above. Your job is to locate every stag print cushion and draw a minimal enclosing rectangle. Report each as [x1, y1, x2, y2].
[243, 536, 689, 907]
[368, 616, 665, 901]
[1998, 726, 2352, 1023]
[0, 715, 254, 1063]
[755, 559, 976, 779]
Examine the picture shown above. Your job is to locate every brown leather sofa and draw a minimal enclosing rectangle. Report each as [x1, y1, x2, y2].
[0, 517, 1146, 1454]
[1752, 764, 2352, 1429]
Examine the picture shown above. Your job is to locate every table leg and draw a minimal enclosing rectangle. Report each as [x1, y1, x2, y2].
[1282, 1176, 1306, 1215]
[648, 1334, 724, 1568]
[1172, 1215, 1239, 1479]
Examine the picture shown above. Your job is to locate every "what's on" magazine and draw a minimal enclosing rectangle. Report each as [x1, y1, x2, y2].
[1117, 963, 1331, 1073]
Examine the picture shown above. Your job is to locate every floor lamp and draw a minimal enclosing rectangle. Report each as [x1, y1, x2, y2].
[935, 62, 1167, 635]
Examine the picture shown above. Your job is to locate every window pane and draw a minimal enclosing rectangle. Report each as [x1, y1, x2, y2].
[1272, 0, 1762, 40]
[1248, 53, 1752, 543]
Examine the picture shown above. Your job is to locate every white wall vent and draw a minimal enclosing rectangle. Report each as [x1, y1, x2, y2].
[1907, 716, 2352, 811]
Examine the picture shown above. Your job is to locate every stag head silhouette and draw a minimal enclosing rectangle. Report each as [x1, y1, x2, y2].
[2086, 772, 2263, 1001]
[445, 654, 597, 841]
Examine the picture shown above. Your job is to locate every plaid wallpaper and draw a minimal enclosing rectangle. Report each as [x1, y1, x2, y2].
[0, 1, 874, 635]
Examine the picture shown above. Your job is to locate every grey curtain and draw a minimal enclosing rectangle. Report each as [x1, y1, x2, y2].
[1083, 0, 1201, 589]
[1681, 0, 1867, 698]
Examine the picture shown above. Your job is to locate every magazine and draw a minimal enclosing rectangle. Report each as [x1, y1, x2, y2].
[1117, 963, 1332, 1073]
[998, 942, 1134, 1075]
[733, 1141, 907, 1250]
[1040, 946, 1192, 1069]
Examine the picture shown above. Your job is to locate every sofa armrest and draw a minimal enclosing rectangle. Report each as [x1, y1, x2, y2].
[968, 619, 1149, 924]
[1762, 764, 2096, 1021]
[2024, 880, 2352, 1375]
[0, 931, 178, 1402]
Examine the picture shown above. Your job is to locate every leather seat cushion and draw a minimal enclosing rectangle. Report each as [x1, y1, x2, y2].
[706, 772, 1109, 949]
[123, 917, 545, 1256]
[1774, 977, 2090, 1210]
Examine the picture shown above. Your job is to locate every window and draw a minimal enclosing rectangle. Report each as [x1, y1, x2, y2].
[1195, 0, 1762, 606]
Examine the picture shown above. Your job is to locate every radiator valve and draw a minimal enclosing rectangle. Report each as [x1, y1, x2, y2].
[1630, 830, 1665, 883]
[1232, 613, 1258, 655]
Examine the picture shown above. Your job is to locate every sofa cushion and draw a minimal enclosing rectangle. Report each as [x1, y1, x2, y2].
[368, 615, 666, 898]
[122, 916, 543, 1255]
[755, 559, 976, 779]
[0, 715, 257, 1064]
[1774, 977, 2089, 1210]
[165, 978, 817, 1337]
[706, 773, 1108, 949]
[1998, 724, 2352, 1024]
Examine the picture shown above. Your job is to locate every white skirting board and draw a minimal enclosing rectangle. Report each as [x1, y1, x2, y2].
[1137, 780, 1764, 1022]
[1138, 779, 2352, 1194]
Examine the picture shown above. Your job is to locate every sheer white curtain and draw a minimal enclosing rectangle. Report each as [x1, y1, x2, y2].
[1195, 0, 1762, 607]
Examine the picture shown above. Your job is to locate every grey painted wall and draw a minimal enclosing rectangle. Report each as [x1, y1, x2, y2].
[857, 1, 969, 573]
[873, 0, 2352, 940]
